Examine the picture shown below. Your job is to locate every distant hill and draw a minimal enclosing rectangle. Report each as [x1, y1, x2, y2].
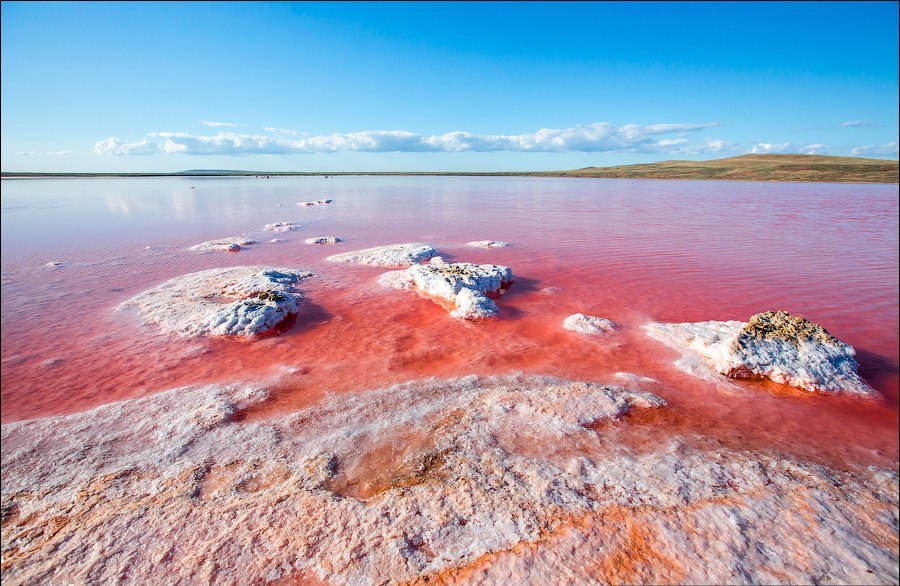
[2, 154, 897, 183]
[551, 154, 899, 183]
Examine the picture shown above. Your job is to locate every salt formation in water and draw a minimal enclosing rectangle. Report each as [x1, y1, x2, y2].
[467, 240, 510, 248]
[380, 257, 513, 320]
[188, 237, 256, 252]
[298, 198, 332, 206]
[263, 222, 300, 232]
[305, 236, 343, 245]
[563, 313, 617, 334]
[327, 242, 438, 268]
[118, 266, 313, 338]
[645, 310, 874, 394]
[2, 374, 896, 585]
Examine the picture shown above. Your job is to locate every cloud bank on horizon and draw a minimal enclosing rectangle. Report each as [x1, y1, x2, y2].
[94, 122, 732, 156]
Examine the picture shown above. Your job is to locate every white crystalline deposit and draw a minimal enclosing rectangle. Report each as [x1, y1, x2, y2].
[118, 266, 314, 338]
[380, 257, 513, 320]
[467, 240, 510, 248]
[644, 310, 875, 395]
[2, 374, 897, 586]
[304, 236, 343, 245]
[263, 222, 300, 232]
[188, 237, 256, 252]
[298, 198, 332, 206]
[563, 313, 618, 335]
[327, 242, 437, 268]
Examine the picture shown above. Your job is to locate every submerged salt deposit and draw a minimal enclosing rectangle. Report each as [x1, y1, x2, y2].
[645, 310, 875, 394]
[188, 237, 256, 252]
[2, 373, 896, 586]
[327, 243, 438, 268]
[563, 313, 617, 334]
[467, 240, 510, 248]
[305, 236, 343, 245]
[263, 222, 300, 232]
[118, 266, 314, 338]
[380, 257, 513, 320]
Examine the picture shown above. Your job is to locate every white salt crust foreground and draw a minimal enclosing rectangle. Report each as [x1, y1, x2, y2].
[2, 374, 897, 585]
[644, 313, 875, 394]
[563, 313, 617, 335]
[118, 266, 314, 338]
[327, 243, 438, 268]
[379, 257, 513, 319]
[188, 237, 256, 252]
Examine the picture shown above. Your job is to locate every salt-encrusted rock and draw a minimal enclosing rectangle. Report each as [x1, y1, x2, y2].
[380, 260, 513, 320]
[327, 243, 437, 268]
[44, 261, 62, 268]
[467, 240, 510, 248]
[263, 222, 299, 232]
[298, 199, 332, 206]
[118, 266, 313, 338]
[450, 288, 499, 319]
[563, 313, 617, 334]
[644, 310, 874, 394]
[304, 236, 342, 245]
[188, 237, 256, 252]
[2, 374, 896, 586]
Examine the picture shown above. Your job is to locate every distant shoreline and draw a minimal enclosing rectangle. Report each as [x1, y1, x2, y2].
[3, 154, 898, 184]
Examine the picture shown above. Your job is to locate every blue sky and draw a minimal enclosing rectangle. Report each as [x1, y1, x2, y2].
[2, 1, 898, 172]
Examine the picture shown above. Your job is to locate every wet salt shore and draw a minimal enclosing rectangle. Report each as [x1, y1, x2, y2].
[1, 176, 898, 584]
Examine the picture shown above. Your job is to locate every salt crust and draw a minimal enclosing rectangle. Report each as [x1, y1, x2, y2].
[644, 319, 875, 394]
[305, 236, 343, 245]
[298, 199, 332, 206]
[467, 240, 510, 248]
[2, 374, 896, 585]
[563, 313, 617, 334]
[117, 266, 313, 338]
[327, 243, 438, 268]
[264, 222, 300, 232]
[188, 237, 256, 252]
[379, 257, 513, 320]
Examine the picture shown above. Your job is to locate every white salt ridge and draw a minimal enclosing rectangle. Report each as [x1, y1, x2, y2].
[563, 313, 617, 334]
[644, 319, 875, 395]
[467, 240, 510, 248]
[263, 221, 300, 232]
[298, 198, 332, 206]
[2, 374, 896, 585]
[327, 242, 438, 268]
[380, 257, 513, 320]
[188, 237, 256, 252]
[117, 266, 313, 338]
[305, 236, 343, 245]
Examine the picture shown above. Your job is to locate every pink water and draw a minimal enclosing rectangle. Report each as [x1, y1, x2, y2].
[2, 176, 898, 472]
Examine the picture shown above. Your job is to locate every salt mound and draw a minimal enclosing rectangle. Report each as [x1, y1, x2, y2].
[467, 240, 510, 248]
[644, 310, 874, 394]
[118, 266, 314, 338]
[2, 374, 896, 585]
[563, 313, 617, 334]
[380, 257, 513, 319]
[188, 237, 256, 252]
[263, 221, 300, 232]
[327, 242, 437, 267]
[305, 236, 342, 245]
[298, 198, 332, 206]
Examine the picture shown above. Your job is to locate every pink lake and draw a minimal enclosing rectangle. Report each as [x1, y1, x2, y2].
[1, 175, 898, 474]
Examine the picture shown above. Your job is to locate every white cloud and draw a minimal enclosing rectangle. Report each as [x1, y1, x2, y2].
[199, 120, 239, 127]
[748, 142, 832, 155]
[263, 127, 300, 136]
[840, 120, 875, 127]
[15, 150, 71, 156]
[94, 121, 720, 156]
[850, 142, 899, 157]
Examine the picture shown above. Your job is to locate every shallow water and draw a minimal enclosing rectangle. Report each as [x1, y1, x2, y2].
[1, 175, 898, 472]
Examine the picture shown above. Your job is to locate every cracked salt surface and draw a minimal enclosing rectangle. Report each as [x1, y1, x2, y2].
[2, 374, 896, 585]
